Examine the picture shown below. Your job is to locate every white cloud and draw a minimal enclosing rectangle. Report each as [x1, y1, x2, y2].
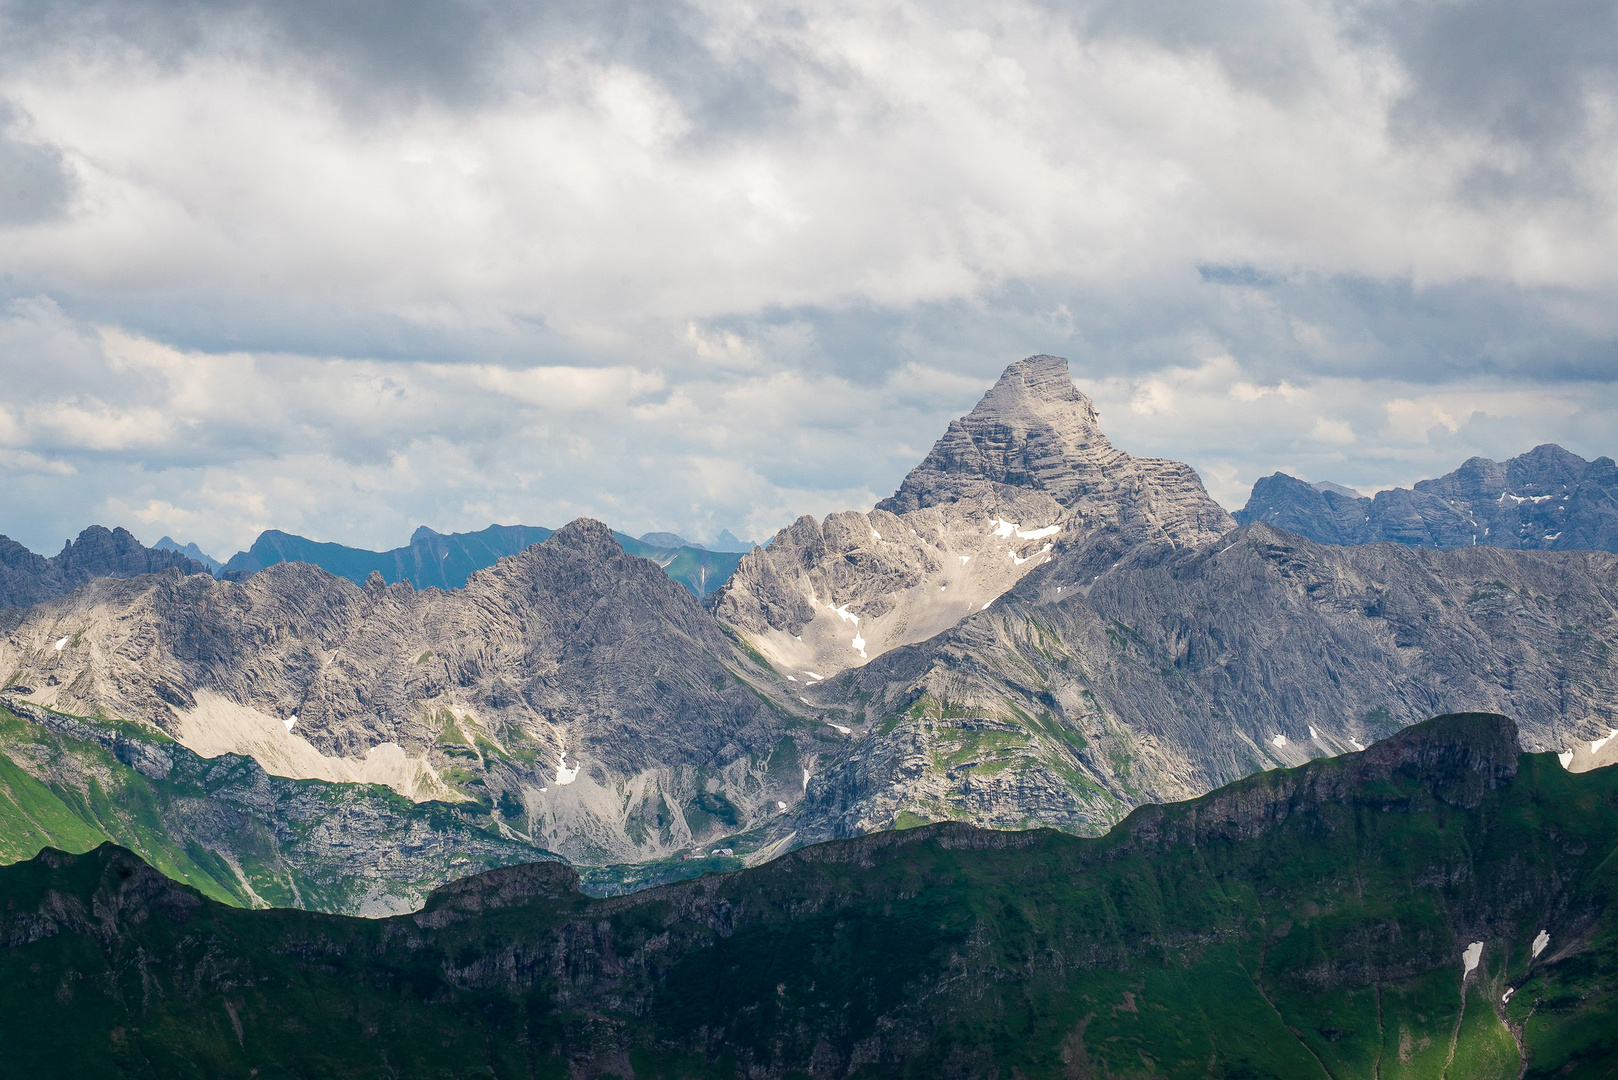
[0, 0, 1615, 552]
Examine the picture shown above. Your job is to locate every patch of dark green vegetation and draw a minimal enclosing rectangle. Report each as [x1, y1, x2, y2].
[0, 714, 1615, 1077]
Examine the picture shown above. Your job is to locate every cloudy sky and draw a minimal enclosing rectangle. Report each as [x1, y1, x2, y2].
[2, 0, 1616, 558]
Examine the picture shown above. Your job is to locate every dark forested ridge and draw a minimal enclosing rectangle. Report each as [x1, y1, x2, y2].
[3, 713, 1616, 1078]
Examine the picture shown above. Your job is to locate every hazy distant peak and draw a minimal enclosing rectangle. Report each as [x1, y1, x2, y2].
[154, 536, 224, 574]
[639, 531, 699, 550]
[710, 529, 757, 553]
[1311, 480, 1363, 498]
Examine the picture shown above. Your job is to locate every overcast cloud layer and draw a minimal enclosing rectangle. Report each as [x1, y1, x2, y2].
[2, 0, 1616, 558]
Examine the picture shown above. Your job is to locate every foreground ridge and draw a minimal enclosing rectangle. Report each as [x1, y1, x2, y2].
[2, 712, 1615, 1078]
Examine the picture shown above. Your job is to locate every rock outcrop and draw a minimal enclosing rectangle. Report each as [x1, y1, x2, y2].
[0, 526, 206, 611]
[1235, 443, 1618, 551]
[711, 355, 1233, 678]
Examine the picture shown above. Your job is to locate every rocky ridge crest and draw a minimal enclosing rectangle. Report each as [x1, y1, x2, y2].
[712, 355, 1233, 679]
[1236, 443, 1618, 550]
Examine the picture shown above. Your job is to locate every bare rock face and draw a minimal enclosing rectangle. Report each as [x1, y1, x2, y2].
[796, 523, 1618, 841]
[0, 519, 812, 865]
[1235, 443, 1618, 551]
[0, 526, 206, 611]
[712, 356, 1233, 679]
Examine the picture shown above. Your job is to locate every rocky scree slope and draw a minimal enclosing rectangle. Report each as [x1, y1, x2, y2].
[797, 522, 1618, 840]
[712, 354, 1233, 680]
[1236, 443, 1618, 551]
[2, 714, 1616, 1078]
[0, 519, 817, 866]
[0, 526, 206, 611]
[0, 697, 555, 915]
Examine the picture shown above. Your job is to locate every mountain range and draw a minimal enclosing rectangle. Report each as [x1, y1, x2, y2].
[1235, 443, 1618, 551]
[4, 713, 1615, 1078]
[1, 355, 1615, 896]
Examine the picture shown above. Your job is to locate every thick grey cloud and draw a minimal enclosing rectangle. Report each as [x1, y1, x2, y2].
[0, 103, 74, 225]
[0, 0, 1614, 556]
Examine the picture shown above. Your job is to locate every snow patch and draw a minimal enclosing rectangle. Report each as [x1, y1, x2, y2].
[1533, 930, 1549, 959]
[1590, 729, 1617, 754]
[1017, 524, 1061, 541]
[53, 637, 68, 651]
[988, 518, 1018, 538]
[787, 675, 798, 682]
[1308, 726, 1318, 740]
[801, 768, 811, 790]
[776, 800, 787, 811]
[802, 671, 823, 681]
[283, 715, 297, 731]
[1559, 751, 1575, 769]
[827, 604, 859, 626]
[851, 631, 866, 657]
[1502, 988, 1514, 1003]
[871, 530, 882, 540]
[1271, 734, 1287, 748]
[981, 598, 993, 610]
[827, 722, 851, 735]
[959, 555, 971, 564]
[1462, 941, 1483, 976]
[554, 751, 580, 786]
[1350, 739, 1364, 750]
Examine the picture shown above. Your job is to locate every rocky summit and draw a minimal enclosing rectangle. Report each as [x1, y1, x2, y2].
[1236, 443, 1618, 551]
[0, 526, 206, 611]
[712, 355, 1233, 680]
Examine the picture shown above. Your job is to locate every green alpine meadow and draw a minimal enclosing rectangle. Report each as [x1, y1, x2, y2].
[1, 712, 1614, 1078]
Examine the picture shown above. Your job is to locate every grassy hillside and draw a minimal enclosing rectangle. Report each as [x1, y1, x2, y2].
[0, 701, 558, 914]
[0, 713, 1614, 1077]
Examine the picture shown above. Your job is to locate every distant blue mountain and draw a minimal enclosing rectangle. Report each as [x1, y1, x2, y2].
[709, 529, 758, 553]
[221, 522, 744, 596]
[153, 537, 224, 575]
[639, 531, 699, 550]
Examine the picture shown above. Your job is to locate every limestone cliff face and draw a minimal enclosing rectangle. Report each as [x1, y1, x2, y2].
[0, 526, 205, 611]
[0, 519, 811, 865]
[711, 355, 1233, 679]
[796, 524, 1618, 841]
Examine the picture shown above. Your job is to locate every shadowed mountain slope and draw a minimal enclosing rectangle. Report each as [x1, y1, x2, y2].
[1, 714, 1615, 1078]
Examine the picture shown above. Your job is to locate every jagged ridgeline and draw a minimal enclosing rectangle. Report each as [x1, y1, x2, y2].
[3, 715, 1615, 1078]
[1235, 444, 1618, 552]
[4, 354, 1618, 885]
